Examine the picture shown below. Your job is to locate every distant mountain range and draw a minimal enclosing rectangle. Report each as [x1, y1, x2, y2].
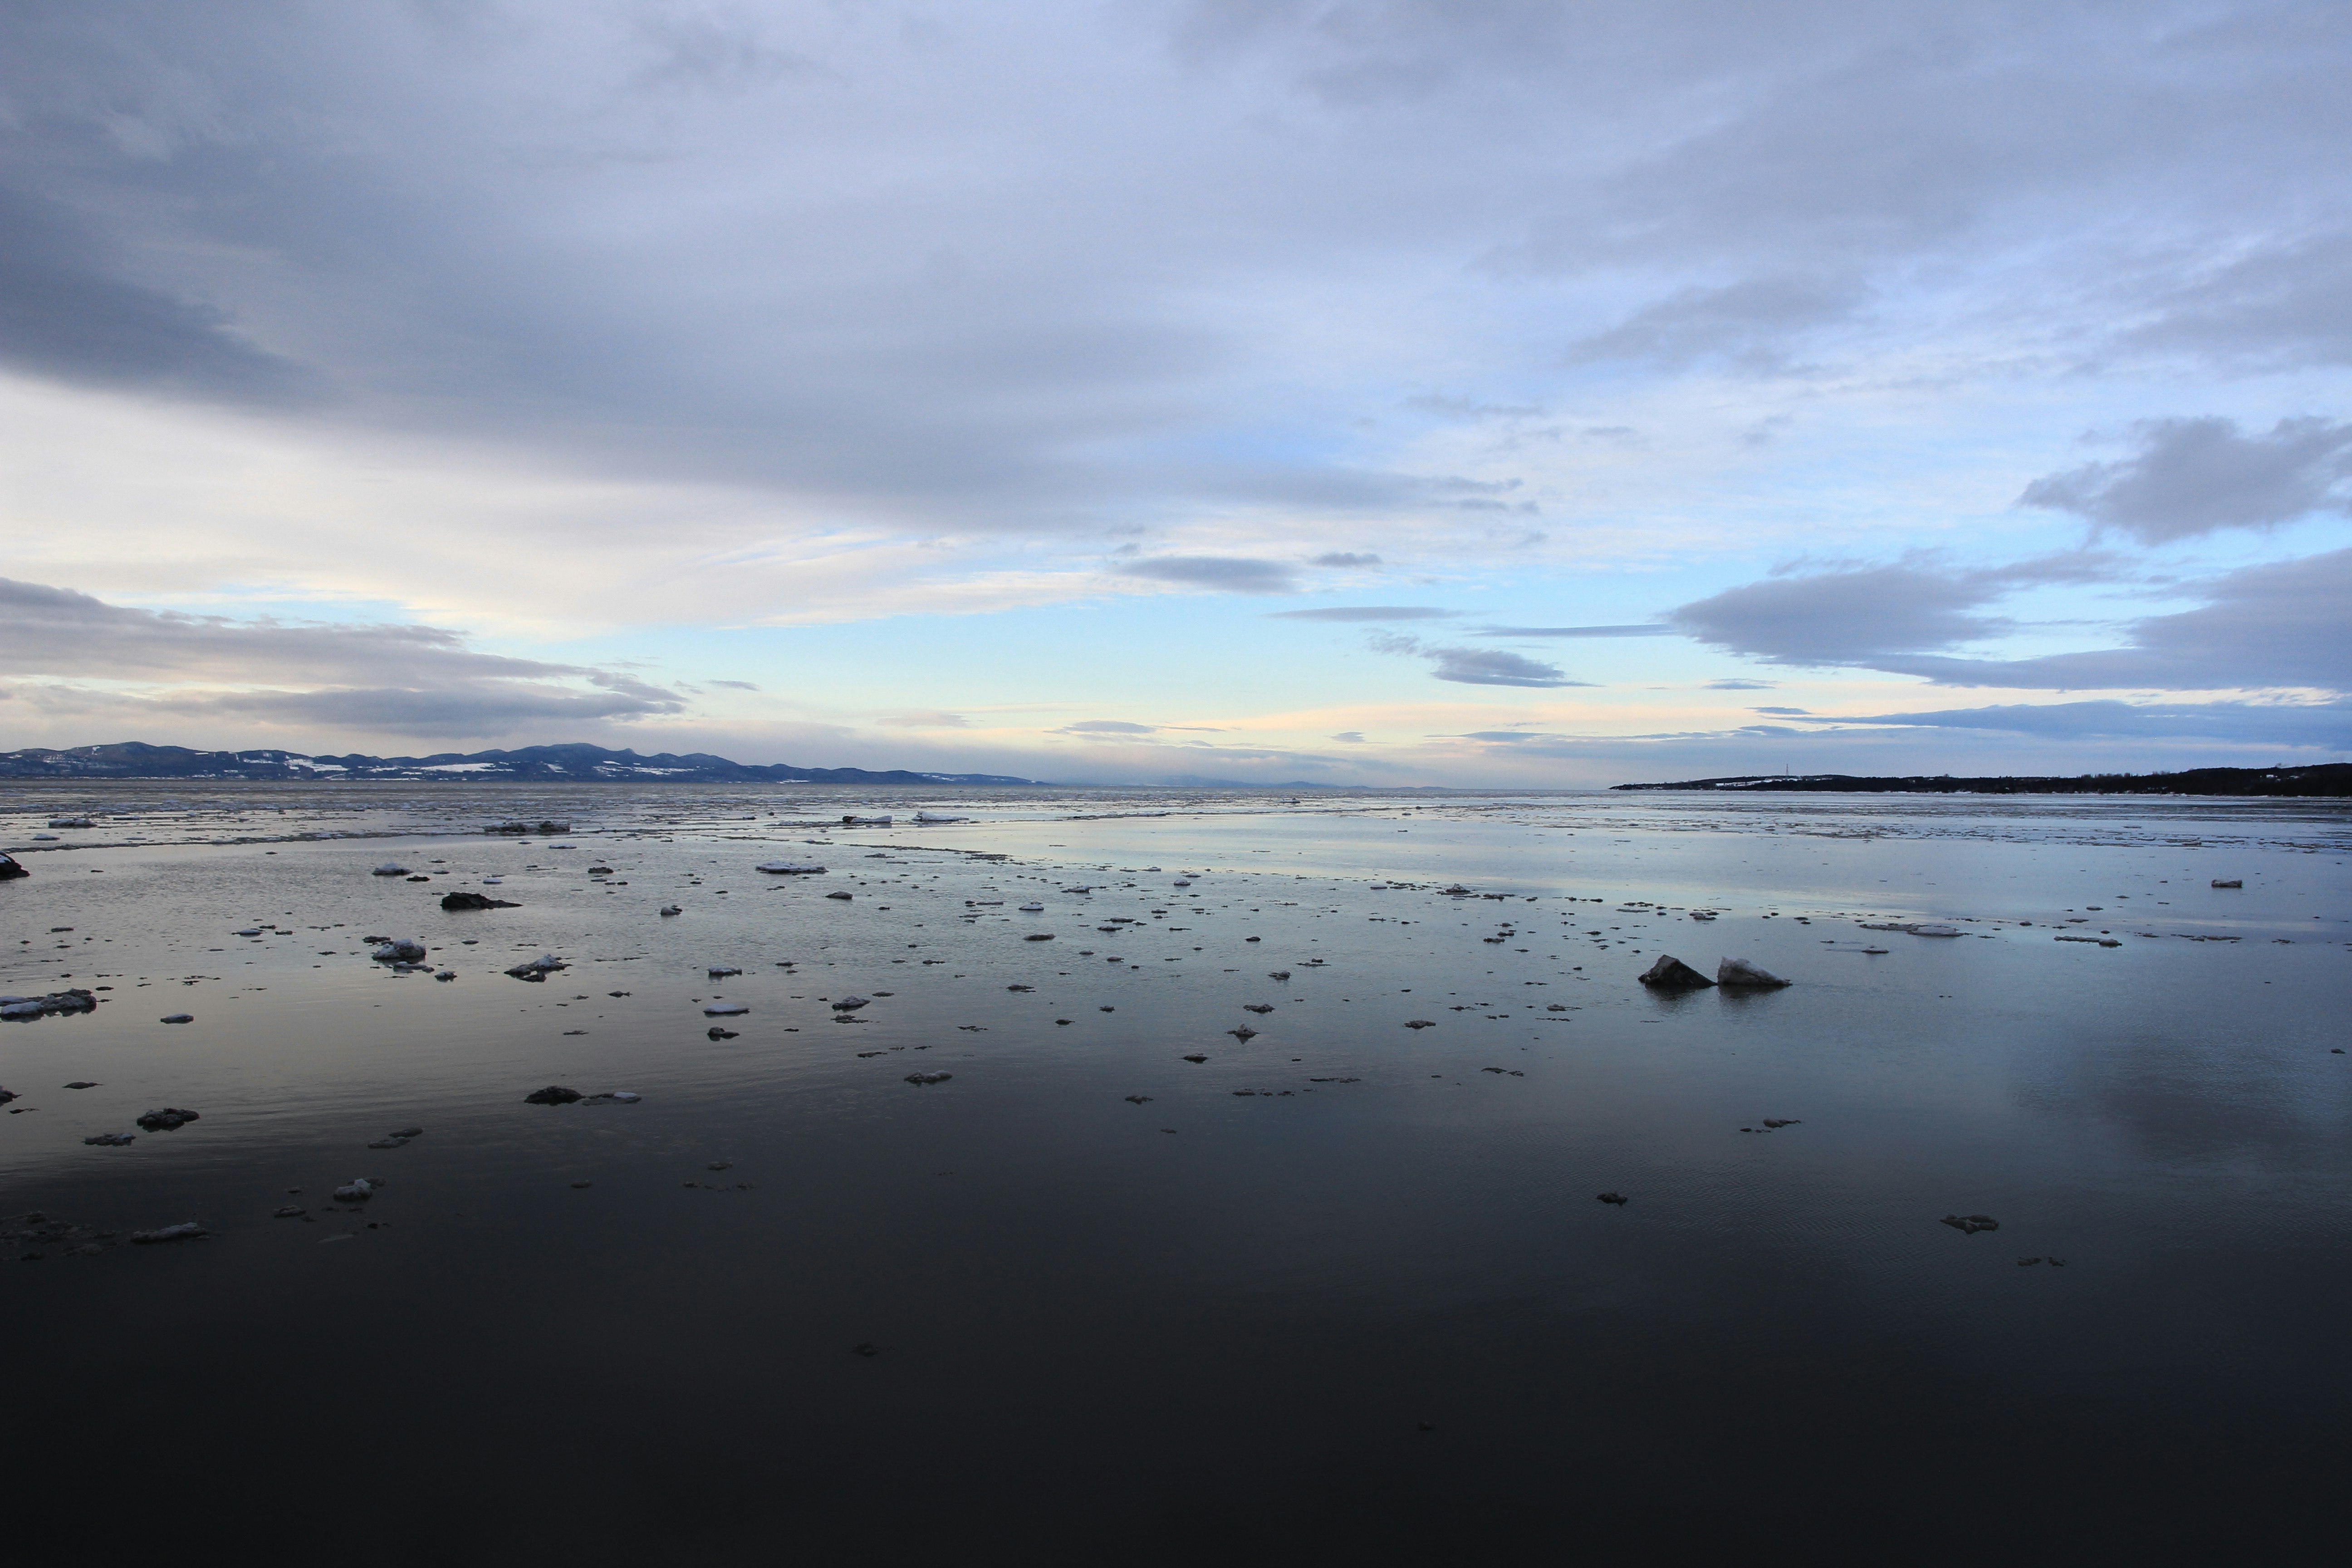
[0, 741, 1039, 786]
[1612, 764, 2352, 797]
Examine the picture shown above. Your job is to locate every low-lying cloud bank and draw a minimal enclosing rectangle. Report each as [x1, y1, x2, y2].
[0, 576, 683, 737]
[1670, 546, 2352, 695]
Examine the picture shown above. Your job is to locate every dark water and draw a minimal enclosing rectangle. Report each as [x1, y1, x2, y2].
[3, 784, 2347, 1561]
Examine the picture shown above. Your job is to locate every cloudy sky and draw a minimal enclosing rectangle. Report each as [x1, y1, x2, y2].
[3, 1, 2348, 784]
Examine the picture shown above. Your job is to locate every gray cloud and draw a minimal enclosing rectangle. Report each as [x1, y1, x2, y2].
[1793, 697, 2352, 748]
[1670, 561, 2013, 664]
[875, 710, 969, 728]
[1705, 678, 1777, 689]
[2128, 230, 2352, 370]
[708, 679, 760, 691]
[1117, 557, 1303, 594]
[1473, 624, 1673, 637]
[1673, 547, 2352, 694]
[1059, 719, 1160, 735]
[2020, 416, 2352, 544]
[1878, 549, 2352, 692]
[170, 683, 679, 736]
[0, 577, 683, 736]
[1751, 706, 1810, 715]
[1308, 552, 1383, 567]
[1328, 730, 1367, 743]
[0, 185, 305, 403]
[1268, 605, 1453, 622]
[1566, 274, 1863, 372]
[0, 1, 2345, 549]
[1369, 632, 1591, 688]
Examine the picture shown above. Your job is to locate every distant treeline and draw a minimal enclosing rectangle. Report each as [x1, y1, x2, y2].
[1612, 764, 2352, 797]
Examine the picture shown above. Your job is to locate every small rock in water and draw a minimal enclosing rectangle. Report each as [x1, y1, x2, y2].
[390, 1126, 424, 1138]
[1596, 1192, 1629, 1206]
[825, 891, 853, 901]
[1125, 1095, 1153, 1103]
[64, 1081, 99, 1089]
[1227, 1026, 1258, 1041]
[333, 1180, 375, 1203]
[831, 996, 872, 1011]
[128, 1222, 206, 1244]
[1243, 1004, 1274, 1014]
[2211, 878, 2242, 888]
[274, 1205, 307, 1219]
[1760, 1118, 1801, 1128]
[1404, 1019, 1436, 1030]
[524, 1085, 585, 1105]
[83, 1132, 137, 1147]
[851, 1342, 880, 1358]
[1024, 932, 1054, 941]
[371, 863, 410, 877]
[708, 965, 741, 978]
[904, 1072, 952, 1085]
[707, 1027, 740, 1040]
[159, 1014, 194, 1024]
[660, 906, 682, 917]
[135, 1107, 200, 1131]
[1181, 1054, 1208, 1064]
[1637, 955, 1715, 990]
[439, 892, 519, 911]
[1940, 1214, 2000, 1234]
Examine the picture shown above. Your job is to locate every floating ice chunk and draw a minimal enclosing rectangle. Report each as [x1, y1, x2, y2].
[704, 1001, 750, 1016]
[840, 814, 892, 826]
[49, 817, 93, 829]
[913, 812, 966, 823]
[1716, 956, 1791, 988]
[372, 939, 428, 963]
[1019, 903, 1045, 912]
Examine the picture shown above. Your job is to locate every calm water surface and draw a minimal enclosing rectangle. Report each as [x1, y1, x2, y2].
[3, 783, 2347, 1561]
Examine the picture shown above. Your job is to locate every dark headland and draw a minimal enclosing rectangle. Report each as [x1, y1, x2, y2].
[0, 740, 1037, 786]
[1614, 763, 2352, 796]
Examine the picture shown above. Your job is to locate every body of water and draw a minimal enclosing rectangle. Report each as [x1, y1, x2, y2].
[3, 783, 2346, 1560]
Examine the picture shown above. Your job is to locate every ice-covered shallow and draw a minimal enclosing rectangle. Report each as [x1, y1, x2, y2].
[1, 780, 2348, 1560]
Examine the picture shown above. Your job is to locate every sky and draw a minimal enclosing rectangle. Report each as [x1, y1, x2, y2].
[2, 0, 2349, 786]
